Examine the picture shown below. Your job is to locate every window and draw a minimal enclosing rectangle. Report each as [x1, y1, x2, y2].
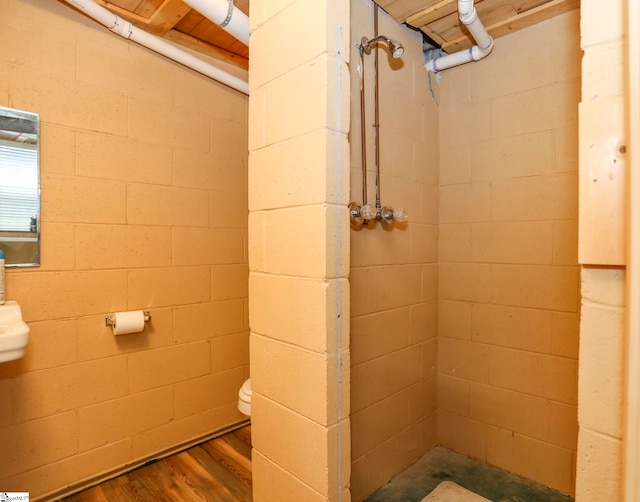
[0, 140, 39, 232]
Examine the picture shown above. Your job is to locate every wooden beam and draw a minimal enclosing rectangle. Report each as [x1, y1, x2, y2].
[77, 0, 247, 70]
[163, 30, 249, 71]
[515, 0, 557, 13]
[422, 26, 448, 48]
[440, 0, 580, 53]
[146, 0, 192, 36]
[94, 0, 192, 35]
[93, 0, 150, 28]
[406, 0, 458, 28]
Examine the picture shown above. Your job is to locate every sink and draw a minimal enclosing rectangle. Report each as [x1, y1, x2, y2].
[0, 301, 30, 362]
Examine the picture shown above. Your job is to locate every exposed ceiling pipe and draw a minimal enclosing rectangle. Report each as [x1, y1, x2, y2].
[425, 0, 493, 72]
[61, 0, 249, 95]
[182, 0, 249, 47]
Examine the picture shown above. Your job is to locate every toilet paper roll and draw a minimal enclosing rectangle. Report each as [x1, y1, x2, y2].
[112, 310, 146, 335]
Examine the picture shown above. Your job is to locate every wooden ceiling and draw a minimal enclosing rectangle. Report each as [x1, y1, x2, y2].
[92, 0, 249, 69]
[89, 0, 579, 69]
[376, 0, 580, 53]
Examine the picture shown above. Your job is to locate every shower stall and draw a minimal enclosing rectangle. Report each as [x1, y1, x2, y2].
[349, 0, 581, 500]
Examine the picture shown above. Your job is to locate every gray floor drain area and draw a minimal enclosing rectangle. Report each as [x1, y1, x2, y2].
[364, 446, 574, 502]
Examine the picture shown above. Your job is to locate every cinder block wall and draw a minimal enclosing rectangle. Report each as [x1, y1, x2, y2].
[349, 1, 439, 500]
[436, 11, 581, 496]
[575, 0, 626, 499]
[248, 0, 352, 500]
[0, 1, 249, 498]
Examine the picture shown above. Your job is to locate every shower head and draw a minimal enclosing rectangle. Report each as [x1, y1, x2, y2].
[387, 39, 404, 59]
[360, 35, 404, 59]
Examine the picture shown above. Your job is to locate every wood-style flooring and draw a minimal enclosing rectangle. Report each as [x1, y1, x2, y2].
[63, 425, 252, 502]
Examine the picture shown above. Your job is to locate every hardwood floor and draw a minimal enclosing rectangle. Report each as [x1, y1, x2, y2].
[63, 425, 252, 502]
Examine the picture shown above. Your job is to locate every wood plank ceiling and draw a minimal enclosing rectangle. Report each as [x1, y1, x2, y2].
[377, 0, 580, 53]
[88, 0, 579, 69]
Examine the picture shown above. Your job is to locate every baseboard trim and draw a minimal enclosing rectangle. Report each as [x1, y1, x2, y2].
[38, 418, 250, 502]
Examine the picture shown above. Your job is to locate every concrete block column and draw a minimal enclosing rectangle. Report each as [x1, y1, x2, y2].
[248, 0, 351, 500]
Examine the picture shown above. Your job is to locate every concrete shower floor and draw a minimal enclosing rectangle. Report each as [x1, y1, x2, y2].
[364, 446, 574, 502]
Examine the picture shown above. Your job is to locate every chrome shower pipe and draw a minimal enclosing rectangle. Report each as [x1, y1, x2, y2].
[349, 8, 408, 226]
[358, 44, 369, 206]
[359, 36, 405, 59]
[373, 9, 381, 210]
[365, 7, 405, 210]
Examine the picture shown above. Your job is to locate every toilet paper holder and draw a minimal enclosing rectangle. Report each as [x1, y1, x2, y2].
[105, 311, 151, 327]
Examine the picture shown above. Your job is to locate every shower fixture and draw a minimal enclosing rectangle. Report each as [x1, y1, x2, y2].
[359, 36, 404, 59]
[349, 202, 408, 226]
[349, 24, 408, 227]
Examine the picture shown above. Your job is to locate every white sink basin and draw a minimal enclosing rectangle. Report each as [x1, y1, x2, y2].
[0, 301, 30, 362]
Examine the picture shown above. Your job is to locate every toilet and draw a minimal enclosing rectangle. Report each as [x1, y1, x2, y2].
[238, 378, 252, 416]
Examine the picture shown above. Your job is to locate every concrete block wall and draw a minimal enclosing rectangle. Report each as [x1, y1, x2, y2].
[0, 2, 616, 501]
[349, 1, 439, 500]
[436, 11, 581, 496]
[0, 1, 249, 498]
[248, 0, 351, 500]
[575, 0, 627, 499]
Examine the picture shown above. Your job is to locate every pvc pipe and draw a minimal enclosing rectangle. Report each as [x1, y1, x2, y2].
[62, 0, 249, 95]
[426, 47, 476, 72]
[182, 0, 249, 46]
[464, 9, 492, 50]
[425, 0, 493, 73]
[458, 0, 475, 22]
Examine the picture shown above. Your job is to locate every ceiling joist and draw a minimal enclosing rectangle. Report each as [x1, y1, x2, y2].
[145, 0, 193, 36]
[376, 0, 580, 54]
[439, 0, 580, 52]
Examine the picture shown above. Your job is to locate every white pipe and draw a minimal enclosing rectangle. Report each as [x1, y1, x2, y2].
[182, 0, 249, 47]
[62, 0, 249, 95]
[464, 10, 492, 50]
[425, 0, 493, 72]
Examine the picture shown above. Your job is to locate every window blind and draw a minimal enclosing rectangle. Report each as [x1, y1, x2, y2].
[0, 141, 38, 232]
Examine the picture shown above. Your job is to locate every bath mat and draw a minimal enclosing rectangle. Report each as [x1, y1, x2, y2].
[421, 481, 492, 502]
